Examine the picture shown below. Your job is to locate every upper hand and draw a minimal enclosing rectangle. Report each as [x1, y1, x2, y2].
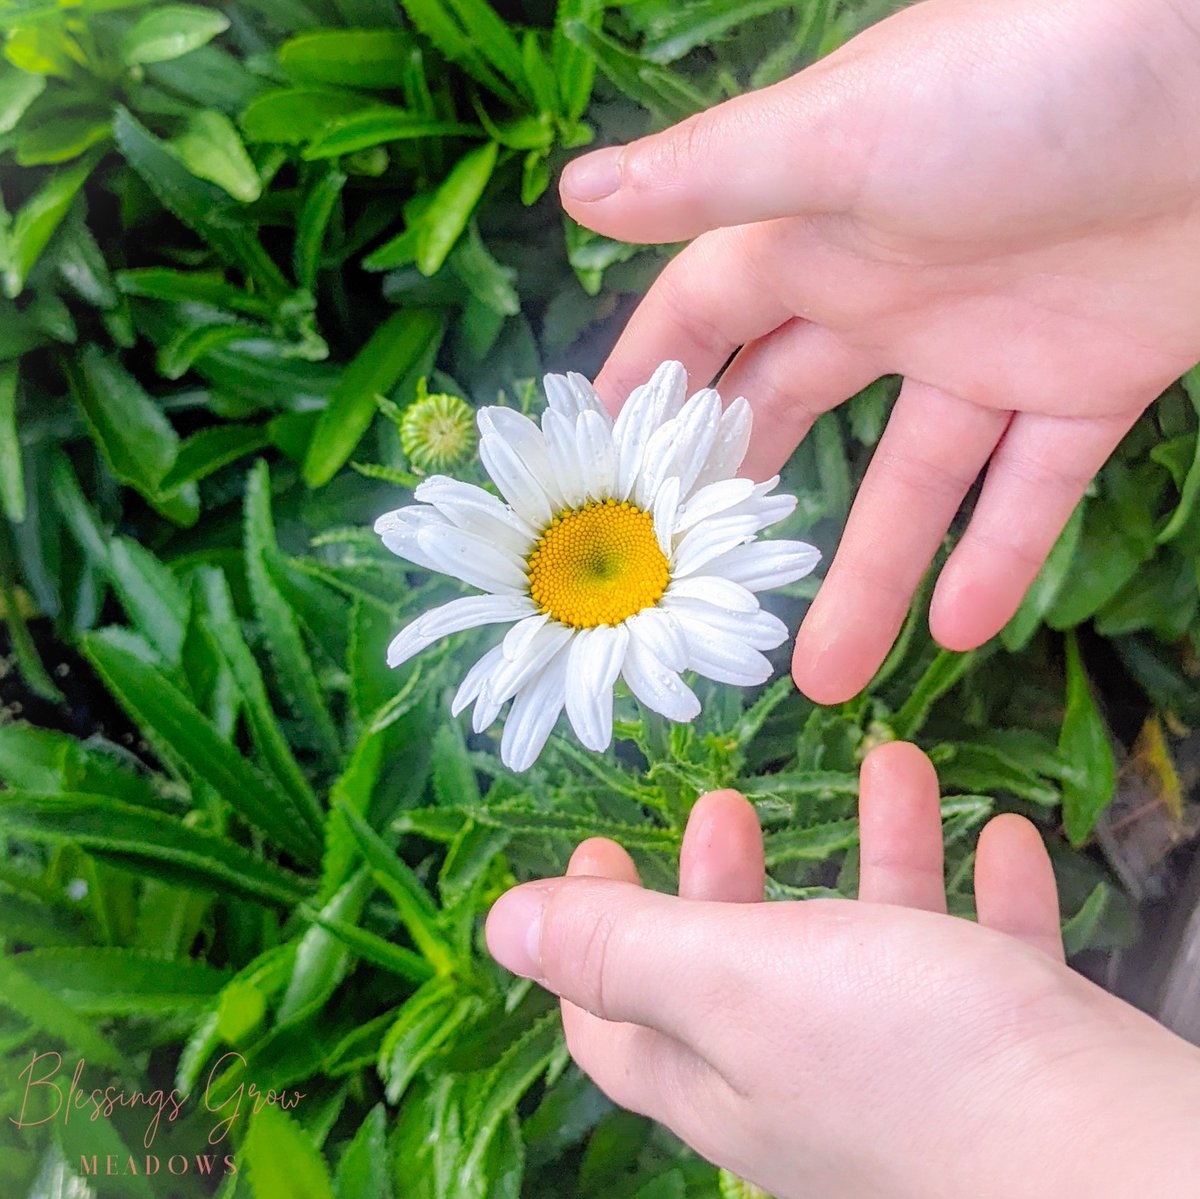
[560, 0, 1200, 702]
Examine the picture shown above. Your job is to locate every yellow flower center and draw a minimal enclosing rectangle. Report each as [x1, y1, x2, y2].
[527, 500, 670, 628]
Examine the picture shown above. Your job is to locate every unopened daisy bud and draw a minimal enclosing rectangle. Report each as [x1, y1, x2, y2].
[399, 381, 477, 473]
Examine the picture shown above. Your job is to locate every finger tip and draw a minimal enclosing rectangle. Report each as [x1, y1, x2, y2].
[569, 837, 639, 884]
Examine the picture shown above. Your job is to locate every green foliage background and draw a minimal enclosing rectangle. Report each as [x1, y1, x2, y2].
[0, 0, 1197, 1195]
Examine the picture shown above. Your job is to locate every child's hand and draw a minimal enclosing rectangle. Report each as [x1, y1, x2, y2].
[560, 0, 1200, 703]
[486, 744, 1200, 1198]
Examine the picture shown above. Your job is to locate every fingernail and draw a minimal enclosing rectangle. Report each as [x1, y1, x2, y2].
[486, 885, 548, 979]
[561, 147, 622, 202]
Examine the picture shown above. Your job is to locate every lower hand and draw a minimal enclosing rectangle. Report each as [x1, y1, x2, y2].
[486, 743, 1200, 1198]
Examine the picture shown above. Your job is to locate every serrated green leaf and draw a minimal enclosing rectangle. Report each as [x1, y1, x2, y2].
[3, 150, 96, 297]
[416, 141, 498, 275]
[169, 109, 262, 202]
[295, 166, 345, 290]
[244, 461, 342, 759]
[243, 1104, 335, 1199]
[890, 648, 976, 740]
[0, 362, 23, 521]
[161, 423, 271, 489]
[303, 108, 479, 159]
[763, 819, 859, 866]
[378, 976, 478, 1102]
[1060, 631, 1117, 846]
[106, 536, 190, 663]
[83, 628, 323, 863]
[336, 800, 457, 974]
[279, 29, 413, 88]
[67, 345, 199, 527]
[14, 948, 229, 1016]
[0, 791, 311, 907]
[335, 1104, 391, 1199]
[0, 955, 125, 1068]
[398, 0, 522, 103]
[122, 6, 230, 66]
[302, 308, 443, 486]
[305, 906, 435, 985]
[240, 86, 381, 144]
[0, 61, 44, 133]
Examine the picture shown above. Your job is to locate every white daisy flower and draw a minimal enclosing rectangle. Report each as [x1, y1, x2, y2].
[374, 361, 820, 771]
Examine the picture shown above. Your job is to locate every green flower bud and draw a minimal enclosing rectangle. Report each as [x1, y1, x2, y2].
[399, 380, 477, 474]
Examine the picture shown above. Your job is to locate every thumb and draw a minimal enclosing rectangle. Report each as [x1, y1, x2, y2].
[485, 876, 723, 1050]
[558, 61, 866, 243]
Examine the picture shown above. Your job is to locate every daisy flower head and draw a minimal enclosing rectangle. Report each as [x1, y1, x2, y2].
[374, 361, 820, 771]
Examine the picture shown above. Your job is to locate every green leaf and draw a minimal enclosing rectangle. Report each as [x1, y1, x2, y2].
[0, 791, 311, 907]
[279, 29, 413, 88]
[416, 141, 498, 276]
[0, 955, 125, 1068]
[278, 871, 370, 1025]
[562, 21, 707, 122]
[161, 423, 271, 489]
[398, 0, 524, 103]
[14, 111, 111, 166]
[302, 308, 443, 486]
[378, 976, 478, 1102]
[14, 948, 229, 1016]
[169, 109, 262, 202]
[0, 362, 23, 521]
[121, 5, 230, 66]
[1156, 366, 1200, 544]
[243, 1104, 335, 1199]
[196, 567, 325, 840]
[83, 628, 323, 863]
[306, 906, 435, 984]
[0, 61, 45, 134]
[68, 345, 199, 526]
[337, 800, 458, 974]
[114, 107, 288, 297]
[3, 150, 96, 297]
[1059, 631, 1117, 846]
[763, 819, 859, 866]
[240, 86, 381, 144]
[334, 1105, 391, 1199]
[891, 649, 977, 740]
[554, 0, 602, 122]
[305, 110, 479, 159]
[244, 461, 343, 759]
[450, 223, 519, 315]
[639, 0, 800, 63]
[295, 166, 345, 291]
[1001, 498, 1086, 651]
[107, 536, 190, 663]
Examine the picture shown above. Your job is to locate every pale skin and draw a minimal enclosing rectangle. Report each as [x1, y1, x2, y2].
[558, 0, 1200, 703]
[486, 743, 1200, 1198]
[487, 0, 1200, 1191]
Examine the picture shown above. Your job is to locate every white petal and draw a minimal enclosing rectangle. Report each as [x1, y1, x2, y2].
[476, 621, 574, 728]
[674, 610, 774, 685]
[414, 476, 536, 556]
[718, 476, 796, 530]
[702, 539, 822, 591]
[625, 607, 688, 672]
[479, 431, 555, 529]
[670, 514, 761, 578]
[576, 409, 617, 501]
[416, 525, 529, 594]
[386, 594, 536, 668]
[564, 624, 628, 752]
[665, 575, 758, 613]
[541, 409, 589, 508]
[621, 635, 700, 723]
[693, 396, 752, 488]
[544, 371, 608, 422]
[675, 478, 756, 533]
[613, 361, 687, 500]
[451, 644, 506, 717]
[665, 599, 789, 651]
[500, 648, 570, 771]
[640, 388, 722, 506]
[652, 475, 680, 557]
[503, 611, 550, 660]
[374, 507, 449, 572]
